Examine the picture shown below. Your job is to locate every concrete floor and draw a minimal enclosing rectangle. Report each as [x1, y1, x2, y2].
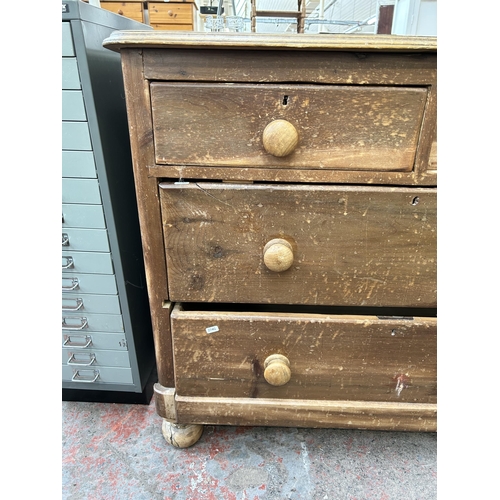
[62, 396, 437, 499]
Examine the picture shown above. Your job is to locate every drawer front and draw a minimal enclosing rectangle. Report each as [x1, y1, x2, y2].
[171, 305, 437, 404]
[62, 349, 131, 368]
[62, 203, 106, 229]
[62, 251, 114, 275]
[62, 121, 92, 151]
[160, 183, 436, 308]
[150, 23, 193, 31]
[62, 22, 74, 57]
[62, 228, 110, 252]
[62, 332, 128, 351]
[62, 178, 101, 204]
[148, 3, 193, 25]
[62, 274, 117, 295]
[62, 293, 121, 315]
[62, 58, 81, 90]
[151, 83, 427, 172]
[62, 151, 96, 178]
[62, 365, 133, 384]
[62, 312, 124, 333]
[100, 2, 144, 23]
[62, 90, 87, 121]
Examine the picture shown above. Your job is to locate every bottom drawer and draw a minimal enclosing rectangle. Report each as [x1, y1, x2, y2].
[171, 304, 436, 404]
[62, 365, 133, 384]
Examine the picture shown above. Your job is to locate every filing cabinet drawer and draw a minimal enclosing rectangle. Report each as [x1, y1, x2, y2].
[151, 83, 427, 171]
[62, 251, 114, 275]
[62, 348, 131, 368]
[160, 182, 436, 307]
[62, 151, 96, 178]
[62, 121, 92, 150]
[62, 228, 110, 252]
[62, 293, 121, 315]
[62, 203, 106, 229]
[62, 178, 101, 204]
[62, 58, 81, 89]
[62, 22, 74, 57]
[62, 365, 133, 384]
[171, 304, 437, 404]
[62, 312, 124, 333]
[62, 90, 87, 121]
[62, 273, 117, 295]
[62, 331, 128, 351]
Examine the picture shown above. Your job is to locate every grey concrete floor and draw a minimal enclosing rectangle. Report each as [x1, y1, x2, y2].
[62, 397, 437, 499]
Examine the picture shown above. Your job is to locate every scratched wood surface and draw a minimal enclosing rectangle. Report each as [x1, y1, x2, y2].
[151, 83, 427, 171]
[171, 305, 437, 404]
[160, 183, 436, 307]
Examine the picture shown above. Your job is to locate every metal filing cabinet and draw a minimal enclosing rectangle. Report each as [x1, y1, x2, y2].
[62, 1, 155, 402]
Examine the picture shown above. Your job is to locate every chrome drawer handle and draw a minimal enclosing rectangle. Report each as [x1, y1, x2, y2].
[63, 335, 92, 348]
[62, 233, 70, 246]
[62, 277, 79, 291]
[62, 298, 83, 311]
[62, 256, 74, 269]
[71, 369, 100, 383]
[62, 317, 88, 330]
[67, 353, 96, 366]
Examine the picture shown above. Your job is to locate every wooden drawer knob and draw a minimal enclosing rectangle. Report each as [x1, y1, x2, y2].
[264, 354, 291, 386]
[262, 120, 299, 157]
[168, 10, 174, 16]
[117, 9, 123, 15]
[263, 238, 294, 272]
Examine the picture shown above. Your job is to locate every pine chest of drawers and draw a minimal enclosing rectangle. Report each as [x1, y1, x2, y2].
[104, 32, 437, 447]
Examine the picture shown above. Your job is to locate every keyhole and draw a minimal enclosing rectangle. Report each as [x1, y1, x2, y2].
[282, 95, 289, 106]
[411, 196, 420, 205]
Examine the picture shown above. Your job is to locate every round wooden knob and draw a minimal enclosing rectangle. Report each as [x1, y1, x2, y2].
[117, 9, 123, 15]
[168, 10, 174, 16]
[262, 120, 299, 157]
[264, 354, 291, 386]
[263, 238, 294, 272]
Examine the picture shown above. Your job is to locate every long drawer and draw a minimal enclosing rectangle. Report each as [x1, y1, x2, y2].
[62, 228, 110, 252]
[62, 203, 106, 229]
[171, 304, 437, 404]
[62, 251, 114, 275]
[160, 182, 437, 308]
[62, 365, 133, 384]
[62, 273, 117, 295]
[62, 312, 124, 333]
[62, 332, 129, 351]
[62, 293, 121, 314]
[62, 348, 131, 368]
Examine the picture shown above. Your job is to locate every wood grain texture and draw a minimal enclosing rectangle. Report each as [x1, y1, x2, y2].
[171, 305, 436, 403]
[151, 83, 427, 171]
[148, 3, 193, 24]
[120, 50, 174, 387]
[175, 396, 437, 431]
[160, 183, 436, 307]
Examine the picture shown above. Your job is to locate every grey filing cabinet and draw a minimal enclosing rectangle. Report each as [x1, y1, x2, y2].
[62, 1, 155, 402]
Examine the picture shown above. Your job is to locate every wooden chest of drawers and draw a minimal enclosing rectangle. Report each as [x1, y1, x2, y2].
[104, 32, 437, 447]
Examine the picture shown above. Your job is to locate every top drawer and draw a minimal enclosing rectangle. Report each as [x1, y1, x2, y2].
[150, 83, 428, 172]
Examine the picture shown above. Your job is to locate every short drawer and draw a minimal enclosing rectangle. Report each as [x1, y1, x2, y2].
[171, 304, 437, 404]
[62, 251, 114, 275]
[62, 90, 86, 121]
[62, 312, 124, 333]
[151, 83, 427, 172]
[62, 58, 81, 90]
[62, 348, 131, 368]
[62, 121, 92, 151]
[62, 331, 128, 351]
[62, 22, 75, 57]
[62, 178, 101, 204]
[62, 293, 121, 315]
[160, 183, 436, 308]
[62, 203, 105, 229]
[148, 3, 193, 25]
[62, 151, 96, 178]
[100, 1, 144, 23]
[62, 228, 110, 252]
[62, 273, 117, 295]
[62, 365, 133, 384]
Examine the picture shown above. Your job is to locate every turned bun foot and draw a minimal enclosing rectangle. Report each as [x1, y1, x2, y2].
[161, 420, 204, 448]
